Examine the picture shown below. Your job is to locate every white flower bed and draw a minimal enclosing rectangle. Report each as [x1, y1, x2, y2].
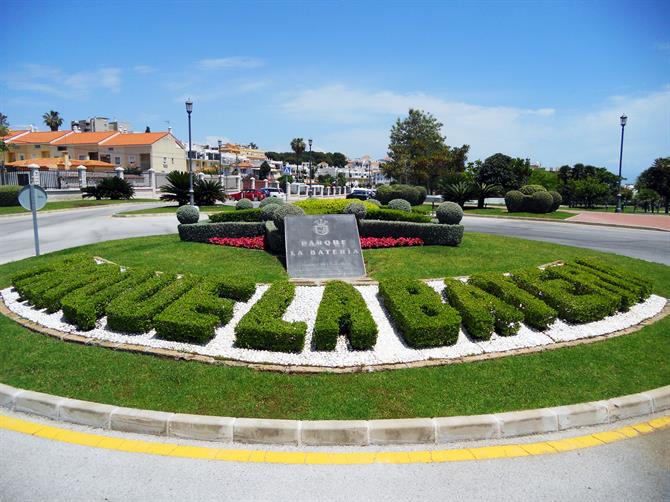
[2, 285, 666, 369]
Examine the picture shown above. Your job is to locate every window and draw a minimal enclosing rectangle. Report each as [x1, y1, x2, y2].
[115, 157, 121, 165]
[108, 148, 114, 151]
[128, 155, 136, 164]
[78, 155, 86, 160]
[34, 145, 41, 149]
[19, 154, 25, 161]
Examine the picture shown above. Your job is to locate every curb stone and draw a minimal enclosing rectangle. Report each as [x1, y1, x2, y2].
[1, 383, 668, 446]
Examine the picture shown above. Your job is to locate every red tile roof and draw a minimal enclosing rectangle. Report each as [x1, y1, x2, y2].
[51, 132, 119, 145]
[8, 131, 72, 144]
[100, 132, 169, 146]
[1, 130, 29, 141]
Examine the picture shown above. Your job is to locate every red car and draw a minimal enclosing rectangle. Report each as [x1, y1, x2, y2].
[229, 189, 267, 201]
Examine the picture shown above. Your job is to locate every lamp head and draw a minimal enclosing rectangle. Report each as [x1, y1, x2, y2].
[185, 99, 193, 114]
[308, 138, 313, 148]
[620, 114, 627, 126]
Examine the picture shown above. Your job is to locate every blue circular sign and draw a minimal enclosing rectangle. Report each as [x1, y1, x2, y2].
[18, 185, 48, 211]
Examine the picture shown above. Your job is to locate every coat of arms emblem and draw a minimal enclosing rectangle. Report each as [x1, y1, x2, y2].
[313, 218, 330, 236]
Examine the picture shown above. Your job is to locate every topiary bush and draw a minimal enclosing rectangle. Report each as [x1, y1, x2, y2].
[367, 199, 381, 207]
[375, 184, 424, 205]
[272, 204, 305, 232]
[364, 209, 431, 223]
[261, 203, 281, 221]
[259, 196, 284, 208]
[548, 191, 562, 212]
[294, 198, 379, 215]
[388, 199, 412, 212]
[529, 191, 554, 213]
[209, 208, 262, 222]
[176, 205, 200, 224]
[519, 184, 547, 195]
[178, 222, 266, 242]
[236, 198, 253, 210]
[575, 258, 652, 301]
[312, 281, 378, 351]
[0, 185, 21, 207]
[358, 220, 463, 246]
[505, 190, 525, 212]
[343, 201, 367, 221]
[436, 202, 463, 224]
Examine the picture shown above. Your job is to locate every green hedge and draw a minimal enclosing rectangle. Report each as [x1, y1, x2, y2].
[575, 258, 652, 301]
[358, 220, 463, 246]
[178, 222, 266, 242]
[375, 185, 426, 205]
[443, 279, 523, 340]
[378, 278, 461, 348]
[510, 267, 619, 324]
[209, 209, 262, 222]
[264, 221, 285, 254]
[61, 269, 155, 330]
[468, 272, 557, 330]
[544, 263, 637, 312]
[0, 185, 21, 207]
[365, 209, 431, 223]
[312, 281, 378, 351]
[234, 281, 306, 352]
[154, 276, 255, 345]
[106, 274, 195, 333]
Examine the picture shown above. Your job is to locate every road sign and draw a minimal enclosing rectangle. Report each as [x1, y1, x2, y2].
[283, 166, 291, 175]
[18, 185, 47, 256]
[18, 185, 48, 211]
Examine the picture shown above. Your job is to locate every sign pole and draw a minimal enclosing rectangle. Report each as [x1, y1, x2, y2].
[29, 181, 40, 256]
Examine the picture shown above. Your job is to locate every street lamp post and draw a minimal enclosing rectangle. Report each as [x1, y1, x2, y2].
[367, 161, 372, 188]
[218, 139, 223, 177]
[615, 114, 627, 213]
[185, 99, 194, 206]
[308, 138, 313, 195]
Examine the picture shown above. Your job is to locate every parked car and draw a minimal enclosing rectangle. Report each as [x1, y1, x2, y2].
[259, 187, 284, 198]
[346, 189, 373, 201]
[229, 189, 267, 201]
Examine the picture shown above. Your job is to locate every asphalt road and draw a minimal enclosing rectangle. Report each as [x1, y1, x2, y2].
[0, 417, 668, 502]
[1, 205, 668, 265]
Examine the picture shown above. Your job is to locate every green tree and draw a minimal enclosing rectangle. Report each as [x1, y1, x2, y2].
[259, 161, 272, 180]
[572, 177, 609, 208]
[636, 157, 670, 213]
[336, 172, 347, 186]
[42, 110, 63, 131]
[475, 153, 529, 192]
[278, 174, 293, 191]
[332, 152, 347, 168]
[634, 188, 661, 213]
[0, 113, 8, 155]
[248, 142, 258, 149]
[290, 138, 306, 172]
[528, 169, 559, 191]
[0, 112, 8, 128]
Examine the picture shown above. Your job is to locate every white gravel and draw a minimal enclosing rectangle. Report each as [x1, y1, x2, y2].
[2, 284, 666, 369]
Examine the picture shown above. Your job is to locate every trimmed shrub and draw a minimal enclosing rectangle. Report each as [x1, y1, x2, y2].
[11, 254, 91, 299]
[178, 222, 265, 242]
[364, 209, 431, 223]
[388, 199, 412, 212]
[343, 201, 367, 221]
[209, 208, 262, 222]
[575, 258, 652, 301]
[61, 269, 155, 330]
[294, 198, 379, 215]
[469, 272, 557, 330]
[358, 220, 463, 246]
[505, 190, 525, 212]
[529, 191, 554, 213]
[154, 277, 255, 345]
[510, 267, 619, 324]
[367, 199, 381, 207]
[544, 263, 636, 312]
[312, 281, 378, 351]
[272, 204, 305, 232]
[234, 281, 307, 352]
[519, 185, 547, 195]
[260, 203, 281, 221]
[176, 205, 199, 224]
[264, 221, 285, 254]
[549, 191, 562, 212]
[375, 184, 424, 205]
[436, 202, 463, 224]
[106, 274, 195, 333]
[443, 279, 523, 340]
[0, 185, 21, 207]
[236, 198, 253, 210]
[259, 196, 284, 208]
[378, 278, 461, 348]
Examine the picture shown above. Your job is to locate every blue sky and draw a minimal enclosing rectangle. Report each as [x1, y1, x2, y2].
[2, 0, 668, 180]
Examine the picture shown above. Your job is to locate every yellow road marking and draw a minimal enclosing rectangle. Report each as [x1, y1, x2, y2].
[0, 414, 667, 465]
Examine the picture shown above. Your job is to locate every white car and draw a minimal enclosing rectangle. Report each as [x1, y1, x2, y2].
[261, 187, 284, 197]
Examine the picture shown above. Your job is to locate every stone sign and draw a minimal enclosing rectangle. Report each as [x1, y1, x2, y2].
[284, 214, 366, 279]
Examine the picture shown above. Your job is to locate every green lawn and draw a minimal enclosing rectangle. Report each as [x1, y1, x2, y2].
[118, 204, 236, 215]
[0, 198, 158, 215]
[0, 233, 668, 420]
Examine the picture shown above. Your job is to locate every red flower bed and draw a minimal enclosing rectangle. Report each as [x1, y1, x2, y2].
[360, 237, 423, 249]
[208, 236, 265, 250]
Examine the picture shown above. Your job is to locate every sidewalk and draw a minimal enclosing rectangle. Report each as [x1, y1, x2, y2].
[567, 212, 670, 232]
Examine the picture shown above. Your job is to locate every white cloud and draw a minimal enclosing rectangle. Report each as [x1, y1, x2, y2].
[280, 84, 669, 177]
[133, 65, 157, 75]
[3, 64, 122, 99]
[197, 57, 264, 70]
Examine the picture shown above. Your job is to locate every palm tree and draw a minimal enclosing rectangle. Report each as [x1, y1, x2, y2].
[472, 182, 502, 209]
[439, 180, 474, 208]
[42, 110, 63, 131]
[290, 138, 305, 180]
[0, 112, 8, 127]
